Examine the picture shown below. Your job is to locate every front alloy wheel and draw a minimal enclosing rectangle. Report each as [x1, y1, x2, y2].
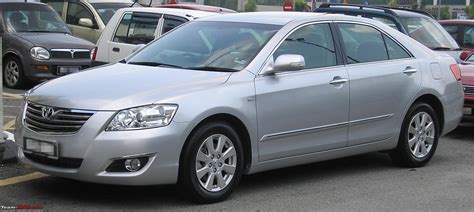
[195, 134, 237, 192]
[179, 121, 243, 203]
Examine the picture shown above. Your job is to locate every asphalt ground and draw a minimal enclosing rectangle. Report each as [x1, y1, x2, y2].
[1, 87, 473, 211]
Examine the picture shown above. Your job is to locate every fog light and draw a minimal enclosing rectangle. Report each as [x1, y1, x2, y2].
[32, 65, 49, 71]
[125, 158, 141, 172]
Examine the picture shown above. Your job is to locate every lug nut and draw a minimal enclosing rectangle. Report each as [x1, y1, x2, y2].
[218, 162, 222, 167]
[213, 168, 217, 172]
[217, 154, 221, 159]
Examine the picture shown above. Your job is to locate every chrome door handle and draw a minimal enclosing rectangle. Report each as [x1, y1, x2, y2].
[403, 67, 417, 74]
[330, 78, 348, 85]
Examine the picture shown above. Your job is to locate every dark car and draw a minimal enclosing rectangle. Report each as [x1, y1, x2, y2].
[439, 20, 474, 52]
[315, 3, 464, 62]
[1, 2, 95, 88]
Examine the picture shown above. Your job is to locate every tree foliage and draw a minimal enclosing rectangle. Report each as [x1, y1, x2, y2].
[244, 0, 257, 12]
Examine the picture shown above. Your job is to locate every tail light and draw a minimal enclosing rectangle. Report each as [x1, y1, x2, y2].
[450, 64, 462, 81]
[90, 47, 97, 61]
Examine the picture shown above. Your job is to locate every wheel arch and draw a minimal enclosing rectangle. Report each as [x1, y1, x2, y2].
[179, 113, 253, 176]
[411, 94, 445, 135]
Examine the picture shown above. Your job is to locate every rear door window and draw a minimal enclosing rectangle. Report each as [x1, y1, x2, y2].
[442, 25, 461, 44]
[338, 23, 388, 64]
[113, 12, 161, 45]
[162, 15, 188, 34]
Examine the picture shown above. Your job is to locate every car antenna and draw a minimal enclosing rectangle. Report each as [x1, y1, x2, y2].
[149, 0, 153, 7]
[131, 0, 137, 7]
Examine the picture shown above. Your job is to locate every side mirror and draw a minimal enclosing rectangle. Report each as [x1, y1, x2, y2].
[78, 18, 94, 28]
[132, 44, 145, 53]
[460, 51, 471, 61]
[261, 54, 305, 75]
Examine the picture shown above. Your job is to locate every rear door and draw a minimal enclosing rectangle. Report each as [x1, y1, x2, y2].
[107, 12, 161, 62]
[335, 22, 422, 146]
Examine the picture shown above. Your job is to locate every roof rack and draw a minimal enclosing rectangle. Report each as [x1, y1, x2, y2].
[379, 6, 434, 18]
[318, 3, 399, 17]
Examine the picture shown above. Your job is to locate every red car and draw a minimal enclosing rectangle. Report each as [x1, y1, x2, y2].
[157, 4, 237, 13]
[460, 54, 474, 121]
[440, 20, 474, 52]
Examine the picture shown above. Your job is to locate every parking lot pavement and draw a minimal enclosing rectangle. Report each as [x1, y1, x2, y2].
[0, 111, 472, 210]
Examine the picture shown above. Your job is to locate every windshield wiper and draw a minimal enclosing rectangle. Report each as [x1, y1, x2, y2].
[127, 61, 183, 68]
[186, 66, 239, 72]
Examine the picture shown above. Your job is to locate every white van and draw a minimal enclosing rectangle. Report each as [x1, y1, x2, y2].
[95, 7, 215, 64]
[41, 0, 136, 43]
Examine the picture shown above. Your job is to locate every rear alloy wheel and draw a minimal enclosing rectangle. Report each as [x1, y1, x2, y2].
[390, 103, 439, 167]
[3, 57, 27, 88]
[179, 122, 243, 203]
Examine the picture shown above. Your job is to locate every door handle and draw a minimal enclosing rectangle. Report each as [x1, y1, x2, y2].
[112, 47, 120, 52]
[403, 67, 417, 75]
[329, 78, 348, 85]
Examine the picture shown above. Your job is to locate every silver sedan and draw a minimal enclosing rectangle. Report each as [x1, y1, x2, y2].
[15, 12, 463, 203]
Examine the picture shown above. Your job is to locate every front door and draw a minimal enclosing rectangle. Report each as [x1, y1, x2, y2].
[256, 23, 349, 161]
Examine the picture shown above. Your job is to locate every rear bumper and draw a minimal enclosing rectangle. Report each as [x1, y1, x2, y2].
[442, 88, 464, 135]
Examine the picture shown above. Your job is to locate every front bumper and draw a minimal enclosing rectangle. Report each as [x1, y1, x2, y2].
[463, 94, 474, 121]
[15, 110, 191, 185]
[23, 58, 92, 81]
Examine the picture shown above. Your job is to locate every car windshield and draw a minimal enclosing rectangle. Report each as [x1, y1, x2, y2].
[91, 3, 132, 25]
[400, 17, 459, 50]
[127, 21, 281, 72]
[2, 6, 69, 33]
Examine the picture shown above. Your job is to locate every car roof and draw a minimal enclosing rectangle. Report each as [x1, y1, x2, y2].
[157, 4, 236, 13]
[85, 0, 134, 3]
[197, 12, 330, 25]
[116, 7, 217, 18]
[439, 19, 474, 25]
[0, 2, 49, 8]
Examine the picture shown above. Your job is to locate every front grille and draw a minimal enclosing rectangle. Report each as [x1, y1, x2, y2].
[24, 103, 94, 134]
[465, 85, 474, 94]
[50, 49, 90, 59]
[24, 153, 83, 169]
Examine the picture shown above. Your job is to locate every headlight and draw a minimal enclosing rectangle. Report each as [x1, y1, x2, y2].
[30, 47, 50, 60]
[106, 104, 178, 131]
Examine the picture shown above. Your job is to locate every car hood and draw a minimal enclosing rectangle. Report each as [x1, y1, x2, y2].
[14, 32, 95, 49]
[27, 63, 232, 110]
[460, 64, 474, 85]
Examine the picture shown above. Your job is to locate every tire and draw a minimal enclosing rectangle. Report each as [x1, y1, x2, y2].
[390, 102, 440, 168]
[3, 56, 28, 89]
[178, 121, 244, 203]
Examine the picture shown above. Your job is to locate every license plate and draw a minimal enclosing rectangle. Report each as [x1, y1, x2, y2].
[463, 107, 472, 115]
[57, 66, 81, 75]
[24, 138, 58, 159]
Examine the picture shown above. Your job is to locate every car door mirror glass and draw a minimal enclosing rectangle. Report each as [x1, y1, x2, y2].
[78, 18, 94, 28]
[262, 54, 305, 75]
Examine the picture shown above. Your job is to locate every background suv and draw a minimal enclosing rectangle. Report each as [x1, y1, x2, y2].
[315, 4, 464, 62]
[1, 2, 95, 88]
